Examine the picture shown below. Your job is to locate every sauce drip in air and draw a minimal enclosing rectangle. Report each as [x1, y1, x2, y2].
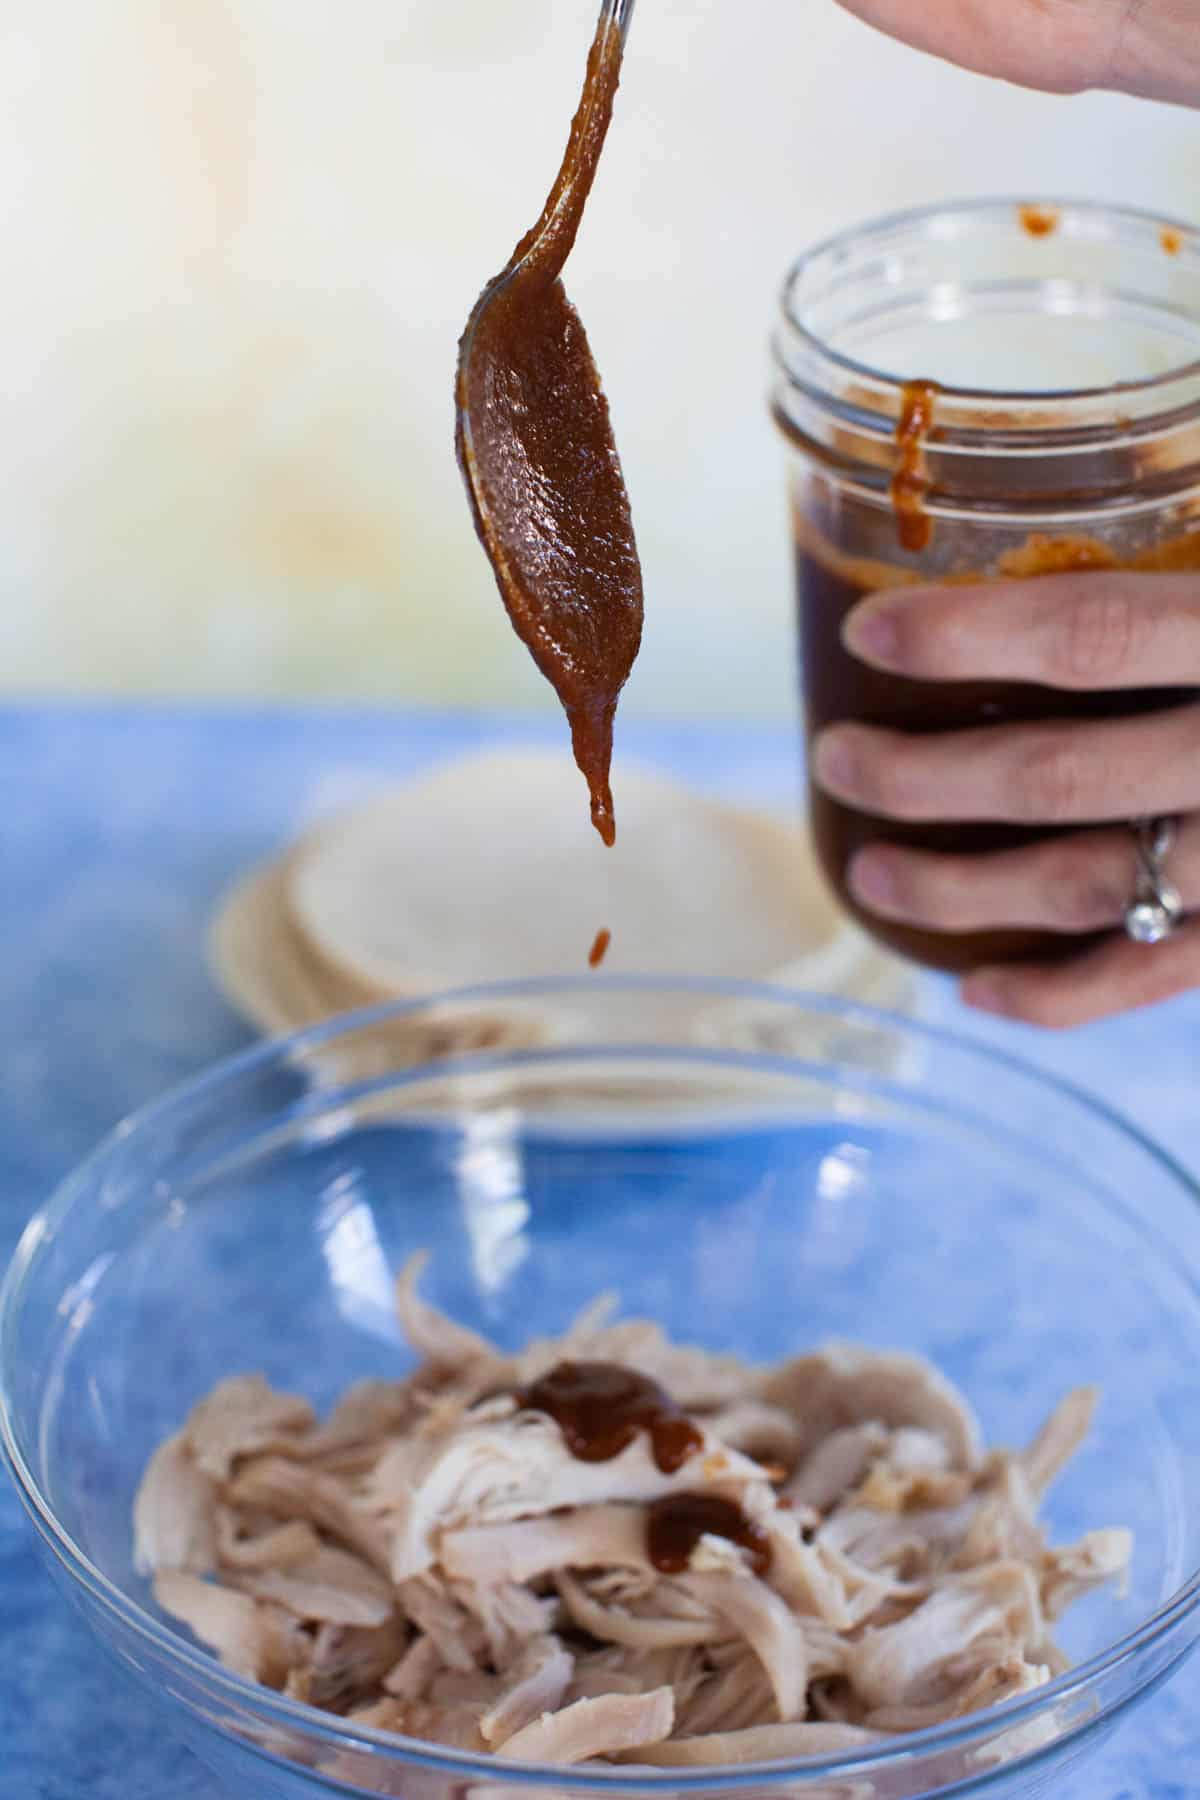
[517, 1362, 703, 1474]
[1162, 226, 1184, 256]
[455, 11, 643, 847]
[890, 380, 938, 553]
[646, 1493, 772, 1578]
[588, 927, 612, 968]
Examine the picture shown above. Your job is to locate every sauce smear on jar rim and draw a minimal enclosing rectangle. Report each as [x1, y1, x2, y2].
[1018, 204, 1061, 238]
[891, 380, 939, 553]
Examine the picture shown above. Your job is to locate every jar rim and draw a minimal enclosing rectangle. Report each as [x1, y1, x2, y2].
[777, 195, 1200, 414]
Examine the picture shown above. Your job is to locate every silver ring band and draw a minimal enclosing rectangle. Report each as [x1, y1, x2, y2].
[1125, 817, 1183, 944]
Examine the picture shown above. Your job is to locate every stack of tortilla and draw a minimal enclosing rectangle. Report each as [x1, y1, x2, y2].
[211, 748, 913, 1073]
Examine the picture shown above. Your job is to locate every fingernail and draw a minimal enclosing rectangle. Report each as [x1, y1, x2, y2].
[961, 974, 1014, 1017]
[813, 729, 859, 797]
[849, 849, 900, 913]
[843, 601, 901, 667]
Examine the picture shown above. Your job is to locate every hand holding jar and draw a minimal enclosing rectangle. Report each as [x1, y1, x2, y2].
[776, 198, 1200, 1029]
[814, 576, 1200, 1027]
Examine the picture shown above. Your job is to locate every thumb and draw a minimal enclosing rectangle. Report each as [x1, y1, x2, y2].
[831, 0, 1120, 96]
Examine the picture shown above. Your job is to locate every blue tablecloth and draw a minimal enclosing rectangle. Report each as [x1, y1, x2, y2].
[1, 701, 1196, 1799]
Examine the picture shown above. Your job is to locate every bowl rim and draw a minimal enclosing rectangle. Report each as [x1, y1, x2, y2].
[2, 975, 1199, 1789]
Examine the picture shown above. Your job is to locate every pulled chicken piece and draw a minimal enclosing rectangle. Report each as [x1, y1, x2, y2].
[494, 1688, 675, 1764]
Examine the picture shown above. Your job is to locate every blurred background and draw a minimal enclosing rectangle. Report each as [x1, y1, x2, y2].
[2, 0, 1198, 725]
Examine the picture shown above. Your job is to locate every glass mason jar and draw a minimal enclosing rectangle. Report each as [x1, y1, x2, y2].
[772, 198, 1200, 974]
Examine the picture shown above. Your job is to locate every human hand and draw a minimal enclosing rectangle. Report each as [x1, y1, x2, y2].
[812, 572, 1200, 1027]
[833, 0, 1200, 107]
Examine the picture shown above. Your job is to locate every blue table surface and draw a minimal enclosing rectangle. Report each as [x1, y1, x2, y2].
[1, 699, 1197, 1800]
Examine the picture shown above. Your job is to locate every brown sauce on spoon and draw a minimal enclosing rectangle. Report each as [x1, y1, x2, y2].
[646, 1493, 772, 1578]
[517, 1361, 702, 1474]
[455, 10, 642, 847]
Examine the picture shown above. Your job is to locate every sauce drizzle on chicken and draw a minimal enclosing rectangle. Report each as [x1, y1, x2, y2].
[518, 1361, 703, 1474]
[646, 1493, 772, 1577]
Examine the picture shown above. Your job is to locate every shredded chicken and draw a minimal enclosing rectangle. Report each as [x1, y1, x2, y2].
[494, 1689, 675, 1764]
[763, 1345, 983, 1470]
[153, 1570, 307, 1686]
[683, 1572, 807, 1720]
[184, 1374, 316, 1480]
[230, 1544, 396, 1627]
[1022, 1386, 1099, 1496]
[848, 1563, 1042, 1710]
[395, 1252, 497, 1372]
[279, 1378, 420, 1472]
[294, 1618, 409, 1713]
[557, 1567, 727, 1650]
[216, 1513, 322, 1571]
[134, 1433, 217, 1576]
[785, 1422, 890, 1512]
[135, 1254, 1130, 1765]
[441, 1504, 648, 1584]
[227, 1454, 390, 1572]
[621, 1719, 879, 1765]
[1040, 1527, 1133, 1621]
[479, 1638, 575, 1746]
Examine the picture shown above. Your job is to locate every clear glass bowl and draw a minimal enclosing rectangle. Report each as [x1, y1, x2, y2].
[2, 980, 1199, 1800]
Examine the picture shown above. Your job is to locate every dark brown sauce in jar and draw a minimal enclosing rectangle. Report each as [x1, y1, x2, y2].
[890, 381, 938, 552]
[517, 1362, 702, 1474]
[646, 1493, 772, 1578]
[797, 527, 1200, 973]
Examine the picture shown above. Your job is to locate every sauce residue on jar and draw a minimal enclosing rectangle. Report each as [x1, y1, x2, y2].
[996, 532, 1120, 578]
[1018, 204, 1060, 239]
[455, 12, 642, 848]
[646, 1492, 773, 1578]
[1161, 226, 1184, 257]
[588, 927, 612, 968]
[517, 1362, 703, 1474]
[890, 380, 938, 553]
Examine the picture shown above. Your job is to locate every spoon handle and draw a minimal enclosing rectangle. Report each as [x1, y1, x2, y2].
[601, 0, 637, 47]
